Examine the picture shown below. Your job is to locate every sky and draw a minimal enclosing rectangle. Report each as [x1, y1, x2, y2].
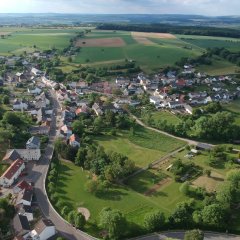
[0, 0, 239, 16]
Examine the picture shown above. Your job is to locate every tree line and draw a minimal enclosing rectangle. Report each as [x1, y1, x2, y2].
[97, 23, 240, 39]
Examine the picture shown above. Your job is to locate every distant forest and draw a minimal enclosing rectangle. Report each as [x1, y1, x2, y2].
[97, 24, 240, 38]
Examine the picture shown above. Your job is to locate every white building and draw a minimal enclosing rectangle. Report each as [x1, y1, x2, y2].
[16, 189, 33, 206]
[31, 68, 42, 76]
[13, 99, 28, 111]
[28, 219, 56, 240]
[19, 205, 34, 222]
[0, 159, 25, 187]
[6, 149, 41, 161]
[28, 87, 42, 95]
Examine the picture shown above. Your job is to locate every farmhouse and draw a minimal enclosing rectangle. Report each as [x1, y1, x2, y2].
[0, 159, 25, 187]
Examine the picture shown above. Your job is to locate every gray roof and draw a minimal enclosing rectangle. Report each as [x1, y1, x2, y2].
[27, 136, 40, 146]
[13, 214, 30, 234]
[3, 149, 21, 161]
[35, 219, 55, 234]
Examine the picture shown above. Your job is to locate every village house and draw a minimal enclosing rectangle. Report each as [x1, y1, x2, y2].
[29, 126, 50, 135]
[184, 104, 193, 115]
[27, 219, 56, 240]
[92, 102, 104, 116]
[28, 87, 42, 95]
[13, 99, 28, 111]
[2, 149, 21, 164]
[26, 136, 40, 149]
[13, 214, 30, 238]
[13, 180, 33, 194]
[69, 134, 80, 148]
[59, 125, 73, 139]
[5, 149, 41, 161]
[31, 68, 42, 76]
[149, 96, 161, 106]
[0, 159, 25, 187]
[19, 204, 34, 222]
[16, 189, 33, 206]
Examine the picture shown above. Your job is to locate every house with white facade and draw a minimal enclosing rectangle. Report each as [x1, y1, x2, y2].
[16, 189, 33, 206]
[0, 159, 25, 187]
[28, 87, 42, 95]
[5, 149, 41, 161]
[27, 219, 56, 240]
[19, 204, 34, 222]
[13, 99, 28, 111]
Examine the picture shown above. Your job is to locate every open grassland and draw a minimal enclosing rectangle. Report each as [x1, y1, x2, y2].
[151, 111, 182, 125]
[73, 30, 202, 72]
[198, 57, 240, 76]
[176, 34, 240, 52]
[94, 126, 185, 168]
[223, 99, 240, 126]
[0, 27, 79, 54]
[55, 160, 188, 233]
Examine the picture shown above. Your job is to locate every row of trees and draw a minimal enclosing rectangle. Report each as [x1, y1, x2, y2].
[97, 23, 240, 38]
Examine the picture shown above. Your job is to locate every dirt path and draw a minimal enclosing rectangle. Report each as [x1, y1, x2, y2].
[144, 178, 171, 196]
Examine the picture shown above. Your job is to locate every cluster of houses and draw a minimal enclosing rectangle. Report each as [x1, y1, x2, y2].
[0, 136, 56, 240]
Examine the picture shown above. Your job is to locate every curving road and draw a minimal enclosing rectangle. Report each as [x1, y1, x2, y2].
[28, 89, 95, 240]
[27, 89, 239, 240]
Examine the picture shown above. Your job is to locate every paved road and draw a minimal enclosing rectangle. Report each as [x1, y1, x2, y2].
[28, 90, 95, 240]
[134, 231, 240, 240]
[130, 113, 198, 146]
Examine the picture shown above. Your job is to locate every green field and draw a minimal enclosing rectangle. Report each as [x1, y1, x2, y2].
[177, 34, 240, 52]
[55, 160, 188, 233]
[72, 30, 202, 72]
[151, 111, 182, 125]
[223, 99, 240, 126]
[0, 27, 78, 54]
[198, 57, 240, 76]
[94, 126, 185, 168]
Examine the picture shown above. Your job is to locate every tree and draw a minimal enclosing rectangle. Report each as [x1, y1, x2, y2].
[2, 95, 9, 105]
[99, 207, 126, 239]
[201, 204, 226, 228]
[75, 147, 86, 167]
[68, 211, 76, 225]
[184, 229, 204, 240]
[169, 201, 194, 228]
[74, 212, 86, 229]
[61, 206, 70, 217]
[179, 181, 190, 195]
[71, 120, 84, 137]
[144, 210, 165, 232]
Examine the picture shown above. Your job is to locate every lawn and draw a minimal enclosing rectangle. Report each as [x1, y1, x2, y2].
[223, 99, 240, 126]
[0, 27, 77, 54]
[94, 126, 185, 168]
[56, 162, 163, 226]
[0, 164, 8, 176]
[197, 57, 240, 76]
[151, 111, 182, 125]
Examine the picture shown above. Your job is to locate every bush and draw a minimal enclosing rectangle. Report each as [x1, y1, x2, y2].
[144, 210, 165, 232]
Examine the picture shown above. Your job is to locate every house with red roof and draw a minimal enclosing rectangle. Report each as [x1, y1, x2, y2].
[13, 180, 33, 194]
[0, 159, 25, 187]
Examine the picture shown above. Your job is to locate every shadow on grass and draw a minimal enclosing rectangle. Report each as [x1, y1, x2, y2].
[96, 189, 128, 201]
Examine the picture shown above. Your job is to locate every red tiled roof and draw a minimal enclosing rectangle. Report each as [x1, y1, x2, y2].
[15, 180, 33, 191]
[2, 159, 24, 180]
